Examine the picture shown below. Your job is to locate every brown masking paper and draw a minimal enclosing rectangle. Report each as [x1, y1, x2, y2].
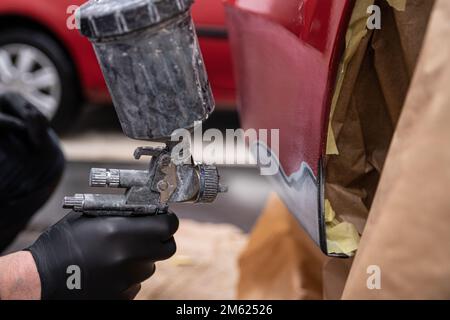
[343, 0, 450, 299]
[238, 0, 436, 299]
[238, 193, 328, 300]
[325, 0, 434, 236]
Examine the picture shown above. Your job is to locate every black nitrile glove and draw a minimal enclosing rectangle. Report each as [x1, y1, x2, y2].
[28, 211, 178, 300]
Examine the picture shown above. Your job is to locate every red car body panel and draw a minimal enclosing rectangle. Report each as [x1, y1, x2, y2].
[227, 0, 353, 177]
[226, 0, 354, 252]
[0, 0, 236, 105]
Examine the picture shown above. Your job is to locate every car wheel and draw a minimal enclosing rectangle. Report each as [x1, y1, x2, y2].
[0, 28, 81, 133]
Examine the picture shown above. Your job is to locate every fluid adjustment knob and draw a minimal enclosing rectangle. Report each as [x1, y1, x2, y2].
[89, 168, 120, 188]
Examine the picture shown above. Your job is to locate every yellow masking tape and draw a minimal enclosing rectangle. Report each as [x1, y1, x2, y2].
[325, 199, 361, 256]
[387, 0, 407, 11]
[326, 222, 361, 256]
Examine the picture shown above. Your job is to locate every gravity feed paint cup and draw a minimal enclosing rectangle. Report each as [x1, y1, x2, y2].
[79, 0, 215, 141]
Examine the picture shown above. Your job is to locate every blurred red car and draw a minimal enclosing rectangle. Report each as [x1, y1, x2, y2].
[0, 0, 235, 131]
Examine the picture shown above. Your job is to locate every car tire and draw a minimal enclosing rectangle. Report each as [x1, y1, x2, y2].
[0, 28, 81, 133]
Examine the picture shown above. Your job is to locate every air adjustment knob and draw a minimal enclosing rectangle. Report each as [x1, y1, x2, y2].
[89, 168, 120, 188]
[196, 165, 227, 203]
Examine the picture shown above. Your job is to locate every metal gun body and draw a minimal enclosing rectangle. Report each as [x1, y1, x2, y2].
[64, 0, 226, 216]
[64, 145, 226, 216]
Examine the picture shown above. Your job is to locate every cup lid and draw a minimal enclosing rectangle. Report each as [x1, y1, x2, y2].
[79, 0, 194, 39]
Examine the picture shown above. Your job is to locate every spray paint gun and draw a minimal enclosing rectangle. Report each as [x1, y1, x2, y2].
[63, 0, 226, 216]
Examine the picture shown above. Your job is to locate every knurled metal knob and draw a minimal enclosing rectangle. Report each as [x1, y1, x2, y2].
[63, 194, 85, 211]
[89, 168, 120, 188]
[197, 165, 220, 203]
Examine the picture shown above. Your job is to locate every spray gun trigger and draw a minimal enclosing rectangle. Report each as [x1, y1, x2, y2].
[134, 146, 165, 160]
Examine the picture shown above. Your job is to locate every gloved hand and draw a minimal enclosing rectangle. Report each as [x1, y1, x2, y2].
[27, 211, 179, 300]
